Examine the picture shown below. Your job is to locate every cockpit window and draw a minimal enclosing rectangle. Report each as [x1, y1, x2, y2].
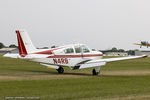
[64, 48, 74, 54]
[82, 45, 90, 53]
[74, 45, 90, 53]
[75, 46, 81, 53]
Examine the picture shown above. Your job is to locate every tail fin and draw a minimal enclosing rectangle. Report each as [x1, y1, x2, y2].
[16, 30, 37, 57]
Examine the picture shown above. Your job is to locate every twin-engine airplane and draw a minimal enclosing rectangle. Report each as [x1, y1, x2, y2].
[134, 41, 150, 48]
[4, 30, 147, 75]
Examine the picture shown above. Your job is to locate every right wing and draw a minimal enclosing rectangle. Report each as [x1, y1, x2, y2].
[88, 55, 147, 63]
[74, 55, 147, 69]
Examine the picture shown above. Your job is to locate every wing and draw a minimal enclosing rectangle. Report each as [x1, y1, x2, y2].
[88, 55, 147, 63]
[134, 43, 142, 46]
[74, 55, 147, 69]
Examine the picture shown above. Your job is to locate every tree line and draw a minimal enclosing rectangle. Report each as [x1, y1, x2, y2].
[100, 47, 138, 55]
[0, 42, 18, 49]
[0, 42, 137, 55]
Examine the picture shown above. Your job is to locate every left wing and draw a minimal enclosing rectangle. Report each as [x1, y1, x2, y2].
[74, 55, 147, 69]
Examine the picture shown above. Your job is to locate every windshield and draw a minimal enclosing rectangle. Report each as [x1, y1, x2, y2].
[81, 45, 90, 53]
[74, 45, 90, 53]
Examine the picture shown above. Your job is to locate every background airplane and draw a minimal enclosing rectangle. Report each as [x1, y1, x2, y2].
[134, 41, 150, 48]
[4, 30, 147, 75]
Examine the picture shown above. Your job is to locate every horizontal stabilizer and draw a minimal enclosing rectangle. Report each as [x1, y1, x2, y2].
[3, 53, 19, 58]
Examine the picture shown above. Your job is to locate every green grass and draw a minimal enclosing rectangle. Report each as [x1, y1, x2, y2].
[0, 55, 150, 100]
[1, 76, 150, 100]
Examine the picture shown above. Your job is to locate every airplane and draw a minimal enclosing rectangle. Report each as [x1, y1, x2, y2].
[134, 41, 150, 48]
[4, 30, 147, 75]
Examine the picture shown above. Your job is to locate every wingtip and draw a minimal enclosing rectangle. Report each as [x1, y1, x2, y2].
[142, 55, 148, 58]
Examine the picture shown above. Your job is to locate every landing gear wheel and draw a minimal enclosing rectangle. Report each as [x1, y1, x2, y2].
[92, 69, 99, 75]
[57, 67, 64, 74]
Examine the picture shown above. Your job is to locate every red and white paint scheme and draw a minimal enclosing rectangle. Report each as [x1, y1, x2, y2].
[4, 30, 147, 75]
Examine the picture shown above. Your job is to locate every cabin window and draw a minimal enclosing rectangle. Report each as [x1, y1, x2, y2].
[64, 48, 74, 54]
[82, 45, 90, 53]
[75, 46, 81, 53]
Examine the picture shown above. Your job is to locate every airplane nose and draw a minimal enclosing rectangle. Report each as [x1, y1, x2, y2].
[91, 50, 103, 56]
[95, 51, 103, 57]
[97, 51, 103, 55]
[99, 52, 103, 56]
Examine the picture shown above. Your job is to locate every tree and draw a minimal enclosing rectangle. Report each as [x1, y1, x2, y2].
[111, 47, 118, 52]
[41, 47, 49, 49]
[0, 42, 5, 49]
[51, 45, 56, 48]
[118, 49, 125, 52]
[9, 44, 18, 48]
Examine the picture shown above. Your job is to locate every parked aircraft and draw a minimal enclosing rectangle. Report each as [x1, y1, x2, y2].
[134, 41, 150, 48]
[4, 30, 147, 75]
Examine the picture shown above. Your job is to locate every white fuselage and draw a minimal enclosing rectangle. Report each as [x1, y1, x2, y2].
[24, 44, 103, 68]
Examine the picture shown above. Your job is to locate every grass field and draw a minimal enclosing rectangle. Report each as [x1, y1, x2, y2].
[0, 55, 150, 100]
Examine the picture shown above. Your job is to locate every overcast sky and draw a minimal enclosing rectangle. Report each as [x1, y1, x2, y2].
[0, 0, 150, 50]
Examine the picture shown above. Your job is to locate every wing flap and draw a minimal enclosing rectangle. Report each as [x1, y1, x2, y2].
[40, 63, 59, 69]
[78, 62, 106, 69]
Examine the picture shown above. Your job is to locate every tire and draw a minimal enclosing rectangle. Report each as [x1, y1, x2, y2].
[92, 69, 99, 75]
[57, 67, 64, 74]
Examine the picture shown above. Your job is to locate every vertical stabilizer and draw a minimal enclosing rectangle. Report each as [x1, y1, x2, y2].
[16, 30, 37, 57]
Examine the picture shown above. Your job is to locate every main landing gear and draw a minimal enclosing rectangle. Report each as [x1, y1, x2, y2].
[92, 69, 99, 75]
[56, 66, 101, 75]
[57, 67, 64, 74]
[92, 67, 101, 75]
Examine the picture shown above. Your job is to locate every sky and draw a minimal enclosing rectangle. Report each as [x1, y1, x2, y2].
[0, 0, 150, 50]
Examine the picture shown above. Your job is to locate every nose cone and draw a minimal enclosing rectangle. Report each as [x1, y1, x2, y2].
[94, 50, 103, 55]
[92, 50, 103, 56]
[98, 51, 103, 56]
[91, 50, 103, 59]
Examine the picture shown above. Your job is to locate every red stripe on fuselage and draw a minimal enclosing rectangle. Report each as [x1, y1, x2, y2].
[33, 47, 65, 55]
[16, 30, 27, 57]
[47, 54, 103, 58]
[34, 50, 53, 55]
